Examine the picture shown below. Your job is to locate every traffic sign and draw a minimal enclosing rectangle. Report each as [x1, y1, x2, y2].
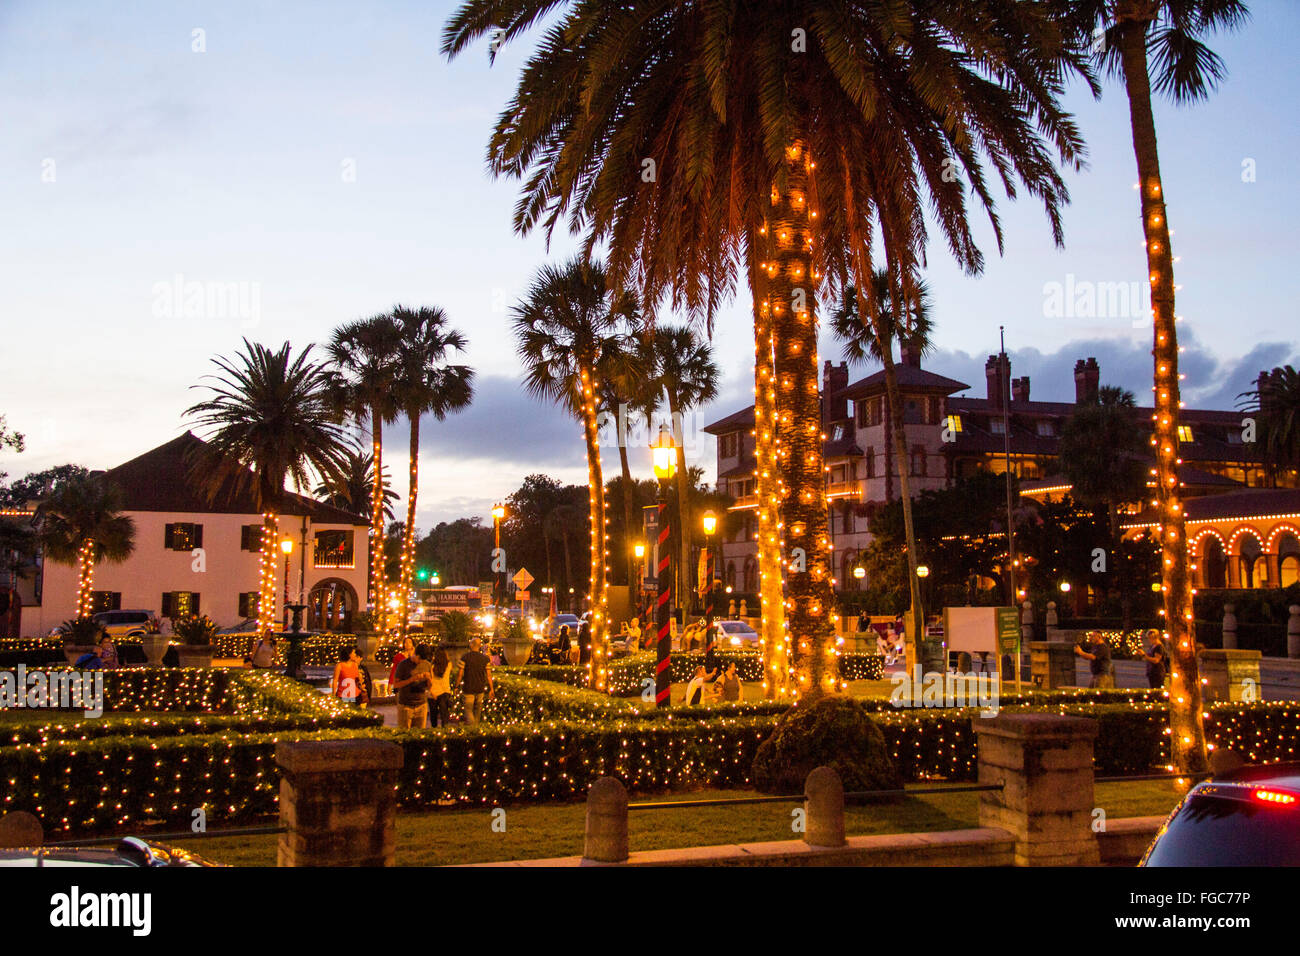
[512, 568, 534, 591]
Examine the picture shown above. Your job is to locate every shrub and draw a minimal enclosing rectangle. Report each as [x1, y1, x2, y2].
[751, 696, 902, 795]
[56, 618, 104, 643]
[173, 615, 218, 646]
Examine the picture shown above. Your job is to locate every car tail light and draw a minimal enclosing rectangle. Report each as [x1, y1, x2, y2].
[1252, 789, 1298, 806]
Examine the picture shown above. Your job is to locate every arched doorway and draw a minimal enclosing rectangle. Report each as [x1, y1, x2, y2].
[1277, 532, 1300, 588]
[1200, 536, 1227, 589]
[1236, 533, 1264, 588]
[308, 578, 359, 632]
[742, 556, 758, 593]
[841, 550, 860, 591]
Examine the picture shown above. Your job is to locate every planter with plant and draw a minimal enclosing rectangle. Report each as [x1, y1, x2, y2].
[173, 614, 218, 668]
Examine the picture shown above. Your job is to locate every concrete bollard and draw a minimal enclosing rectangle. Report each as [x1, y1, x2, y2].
[803, 766, 846, 848]
[1222, 603, 1238, 650]
[1288, 605, 1300, 659]
[276, 739, 403, 867]
[1197, 648, 1262, 703]
[975, 713, 1100, 866]
[583, 777, 629, 863]
[1030, 641, 1077, 690]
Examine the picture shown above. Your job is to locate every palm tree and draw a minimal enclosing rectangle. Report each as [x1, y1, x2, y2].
[186, 339, 351, 637]
[831, 267, 934, 665]
[1239, 365, 1300, 485]
[0, 517, 37, 637]
[36, 476, 135, 619]
[327, 314, 404, 617]
[650, 324, 720, 615]
[445, 2, 1086, 699]
[544, 502, 585, 604]
[1076, 0, 1247, 774]
[390, 306, 475, 639]
[596, 332, 651, 591]
[313, 446, 399, 523]
[514, 256, 637, 688]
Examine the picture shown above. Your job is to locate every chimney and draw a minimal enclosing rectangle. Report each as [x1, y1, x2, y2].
[898, 340, 922, 368]
[1074, 357, 1100, 404]
[985, 354, 1010, 406]
[823, 360, 849, 422]
[1011, 376, 1030, 404]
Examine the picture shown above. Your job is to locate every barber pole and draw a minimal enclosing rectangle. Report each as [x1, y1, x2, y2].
[655, 500, 672, 707]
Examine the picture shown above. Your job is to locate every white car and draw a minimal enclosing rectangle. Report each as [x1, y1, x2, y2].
[90, 610, 156, 639]
[715, 620, 759, 647]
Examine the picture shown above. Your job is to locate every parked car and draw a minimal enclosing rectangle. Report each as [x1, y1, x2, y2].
[534, 613, 581, 640]
[216, 618, 259, 635]
[714, 620, 759, 647]
[1141, 761, 1300, 866]
[0, 837, 222, 867]
[91, 610, 156, 639]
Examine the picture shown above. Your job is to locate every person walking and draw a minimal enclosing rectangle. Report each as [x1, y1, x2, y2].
[1142, 630, 1169, 690]
[426, 645, 454, 727]
[720, 661, 742, 702]
[578, 617, 592, 666]
[1075, 633, 1115, 689]
[332, 647, 365, 706]
[459, 637, 494, 725]
[392, 644, 430, 728]
[388, 636, 416, 689]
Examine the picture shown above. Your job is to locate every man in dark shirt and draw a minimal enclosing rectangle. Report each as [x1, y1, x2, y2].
[578, 618, 592, 665]
[459, 637, 494, 725]
[1075, 635, 1115, 689]
[392, 646, 430, 728]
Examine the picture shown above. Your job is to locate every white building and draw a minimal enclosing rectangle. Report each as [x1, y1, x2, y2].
[22, 433, 369, 635]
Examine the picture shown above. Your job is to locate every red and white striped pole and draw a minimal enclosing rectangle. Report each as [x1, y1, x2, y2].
[655, 489, 673, 708]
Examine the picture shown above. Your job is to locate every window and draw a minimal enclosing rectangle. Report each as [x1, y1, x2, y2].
[910, 447, 927, 477]
[830, 464, 846, 485]
[719, 432, 740, 458]
[856, 402, 869, 427]
[89, 591, 121, 613]
[238, 592, 260, 618]
[164, 523, 203, 551]
[903, 399, 923, 425]
[865, 448, 875, 479]
[161, 591, 200, 617]
[945, 414, 963, 435]
[831, 423, 845, 441]
[1178, 425, 1195, 442]
[313, 530, 355, 569]
[990, 419, 1006, 435]
[240, 524, 264, 551]
[1036, 420, 1055, 438]
[928, 397, 942, 424]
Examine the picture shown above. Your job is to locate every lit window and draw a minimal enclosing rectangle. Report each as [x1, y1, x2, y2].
[945, 414, 963, 433]
[1177, 425, 1194, 442]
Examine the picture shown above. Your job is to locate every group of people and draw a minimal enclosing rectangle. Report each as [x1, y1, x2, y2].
[528, 616, 594, 665]
[369, 636, 496, 727]
[1075, 629, 1170, 689]
[72, 632, 119, 670]
[683, 653, 744, 705]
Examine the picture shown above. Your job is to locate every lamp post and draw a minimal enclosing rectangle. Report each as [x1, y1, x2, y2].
[492, 503, 506, 611]
[701, 511, 717, 654]
[915, 564, 930, 662]
[280, 537, 293, 629]
[652, 425, 677, 708]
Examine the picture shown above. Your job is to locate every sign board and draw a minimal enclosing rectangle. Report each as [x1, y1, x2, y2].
[512, 568, 534, 591]
[995, 606, 1020, 658]
[517, 590, 530, 602]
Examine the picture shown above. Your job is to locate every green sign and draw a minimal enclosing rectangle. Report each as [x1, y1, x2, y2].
[995, 606, 1020, 657]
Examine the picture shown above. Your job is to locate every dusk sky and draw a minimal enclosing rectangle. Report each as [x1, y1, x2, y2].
[2, 1, 1297, 529]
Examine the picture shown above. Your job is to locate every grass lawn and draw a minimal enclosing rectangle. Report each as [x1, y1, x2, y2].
[169, 778, 1182, 867]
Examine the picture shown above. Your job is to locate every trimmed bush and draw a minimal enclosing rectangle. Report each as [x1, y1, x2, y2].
[752, 696, 902, 795]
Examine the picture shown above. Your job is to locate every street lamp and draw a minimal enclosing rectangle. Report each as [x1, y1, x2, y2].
[280, 538, 293, 629]
[853, 565, 866, 580]
[633, 541, 646, 623]
[651, 425, 677, 707]
[491, 502, 506, 636]
[701, 511, 718, 653]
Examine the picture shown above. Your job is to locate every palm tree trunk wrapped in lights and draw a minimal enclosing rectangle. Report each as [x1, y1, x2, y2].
[765, 142, 837, 698]
[580, 368, 611, 689]
[76, 539, 95, 618]
[258, 513, 279, 635]
[37, 475, 135, 623]
[748, 255, 789, 698]
[1118, 21, 1206, 775]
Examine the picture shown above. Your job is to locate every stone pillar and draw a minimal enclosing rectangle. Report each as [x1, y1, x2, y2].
[1221, 603, 1237, 650]
[1029, 641, 1077, 690]
[803, 766, 846, 848]
[583, 777, 629, 863]
[1197, 648, 1262, 703]
[0, 811, 43, 849]
[1045, 601, 1060, 641]
[1020, 600, 1035, 649]
[1288, 605, 1300, 659]
[276, 739, 403, 867]
[975, 713, 1100, 866]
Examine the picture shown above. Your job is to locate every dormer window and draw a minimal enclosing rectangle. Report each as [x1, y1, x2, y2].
[990, 419, 1006, 435]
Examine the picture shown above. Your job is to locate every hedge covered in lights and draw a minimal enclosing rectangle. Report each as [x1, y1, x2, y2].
[504, 650, 885, 696]
[6, 696, 1299, 834]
